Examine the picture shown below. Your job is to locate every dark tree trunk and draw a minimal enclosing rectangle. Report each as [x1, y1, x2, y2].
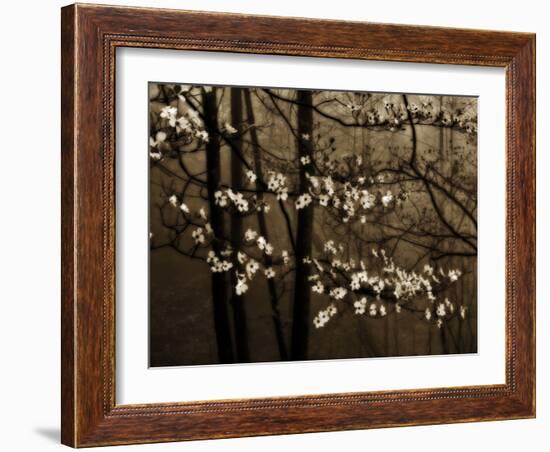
[290, 90, 314, 360]
[202, 87, 235, 364]
[440, 326, 449, 354]
[229, 87, 250, 362]
[244, 90, 288, 361]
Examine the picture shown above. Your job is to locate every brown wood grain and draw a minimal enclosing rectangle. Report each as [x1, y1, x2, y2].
[61, 5, 76, 446]
[61, 3, 536, 447]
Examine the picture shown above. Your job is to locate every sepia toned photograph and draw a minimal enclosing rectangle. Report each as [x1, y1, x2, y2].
[148, 83, 478, 367]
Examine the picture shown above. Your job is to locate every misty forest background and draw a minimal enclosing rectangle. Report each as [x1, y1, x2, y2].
[148, 83, 478, 366]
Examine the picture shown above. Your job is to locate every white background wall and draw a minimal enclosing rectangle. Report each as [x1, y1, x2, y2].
[0, 1, 545, 450]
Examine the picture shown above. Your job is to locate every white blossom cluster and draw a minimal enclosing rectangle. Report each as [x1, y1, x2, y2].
[235, 272, 248, 295]
[246, 170, 257, 183]
[203, 222, 290, 295]
[149, 131, 167, 160]
[365, 302, 387, 317]
[313, 303, 337, 329]
[425, 297, 467, 329]
[229, 249, 284, 295]
[213, 184, 271, 214]
[206, 250, 233, 273]
[214, 188, 249, 212]
[299, 165, 406, 223]
[266, 171, 289, 201]
[158, 130, 466, 333]
[224, 122, 238, 135]
[353, 297, 368, 314]
[166, 194, 215, 247]
[167, 188, 467, 329]
[333, 95, 478, 135]
[308, 244, 465, 329]
[406, 100, 477, 135]
[191, 227, 206, 244]
[256, 235, 274, 255]
[148, 104, 210, 161]
[295, 193, 313, 210]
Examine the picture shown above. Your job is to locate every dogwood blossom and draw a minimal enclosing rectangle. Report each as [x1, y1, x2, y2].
[244, 228, 258, 242]
[221, 261, 233, 271]
[168, 195, 178, 207]
[281, 250, 290, 265]
[444, 297, 455, 314]
[369, 303, 377, 317]
[175, 116, 191, 133]
[424, 308, 432, 321]
[160, 106, 178, 127]
[246, 259, 260, 278]
[448, 269, 462, 282]
[295, 193, 313, 210]
[381, 191, 393, 207]
[359, 190, 376, 209]
[329, 287, 347, 300]
[235, 273, 249, 295]
[149, 131, 167, 148]
[224, 122, 237, 134]
[312, 280, 324, 294]
[324, 240, 338, 255]
[313, 303, 337, 328]
[267, 172, 285, 190]
[207, 251, 225, 273]
[246, 170, 257, 183]
[256, 235, 267, 249]
[223, 188, 249, 212]
[277, 188, 289, 201]
[214, 191, 228, 207]
[354, 297, 367, 314]
[149, 150, 162, 161]
[195, 130, 209, 142]
[191, 228, 205, 244]
[267, 172, 289, 201]
[256, 236, 274, 255]
[237, 252, 247, 264]
[307, 174, 320, 188]
[319, 194, 330, 206]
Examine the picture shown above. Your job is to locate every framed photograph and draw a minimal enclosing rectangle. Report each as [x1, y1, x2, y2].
[61, 3, 535, 447]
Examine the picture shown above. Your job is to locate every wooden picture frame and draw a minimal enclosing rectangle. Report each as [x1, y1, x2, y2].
[61, 3, 535, 447]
